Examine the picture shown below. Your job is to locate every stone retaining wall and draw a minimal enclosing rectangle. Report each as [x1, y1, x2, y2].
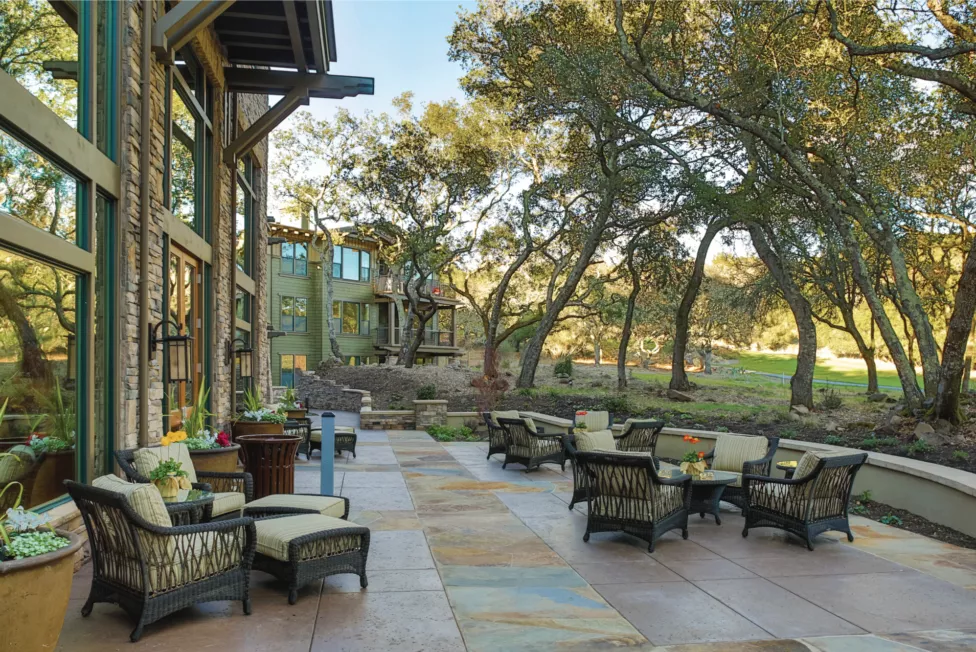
[414, 400, 448, 430]
[360, 410, 415, 430]
[296, 371, 369, 412]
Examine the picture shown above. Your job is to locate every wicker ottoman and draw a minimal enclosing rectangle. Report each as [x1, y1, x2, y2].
[253, 515, 370, 603]
[242, 493, 349, 519]
[310, 426, 358, 458]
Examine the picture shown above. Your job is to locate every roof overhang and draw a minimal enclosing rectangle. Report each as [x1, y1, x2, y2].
[223, 68, 374, 100]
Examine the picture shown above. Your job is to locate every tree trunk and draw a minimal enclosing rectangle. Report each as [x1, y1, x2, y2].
[517, 184, 617, 388]
[835, 301, 879, 394]
[0, 283, 51, 382]
[671, 219, 727, 391]
[404, 305, 436, 369]
[593, 338, 601, 366]
[703, 345, 713, 374]
[311, 214, 343, 362]
[617, 246, 641, 391]
[932, 238, 976, 423]
[748, 224, 816, 409]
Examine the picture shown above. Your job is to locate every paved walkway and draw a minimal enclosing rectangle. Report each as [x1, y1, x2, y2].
[60, 428, 976, 651]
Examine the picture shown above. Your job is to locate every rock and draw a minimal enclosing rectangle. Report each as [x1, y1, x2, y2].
[786, 411, 802, 422]
[914, 421, 948, 446]
[825, 420, 840, 432]
[868, 393, 888, 403]
[889, 414, 903, 427]
[790, 404, 810, 415]
[933, 419, 953, 434]
[667, 389, 694, 402]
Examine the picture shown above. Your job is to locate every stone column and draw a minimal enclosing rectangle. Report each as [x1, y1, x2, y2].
[414, 400, 448, 429]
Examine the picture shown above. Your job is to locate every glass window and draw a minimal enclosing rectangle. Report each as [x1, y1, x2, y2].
[360, 303, 370, 336]
[332, 245, 341, 278]
[295, 297, 307, 333]
[0, 0, 80, 130]
[281, 242, 294, 275]
[235, 287, 251, 322]
[295, 243, 307, 276]
[170, 89, 196, 227]
[96, 1, 118, 159]
[0, 127, 80, 244]
[280, 296, 294, 332]
[280, 242, 306, 276]
[342, 302, 359, 334]
[332, 300, 340, 335]
[341, 246, 359, 281]
[236, 156, 254, 274]
[0, 247, 78, 508]
[361, 251, 371, 282]
[94, 195, 115, 474]
[280, 354, 306, 387]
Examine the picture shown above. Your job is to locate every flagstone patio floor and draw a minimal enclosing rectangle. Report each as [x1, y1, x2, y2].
[59, 425, 976, 651]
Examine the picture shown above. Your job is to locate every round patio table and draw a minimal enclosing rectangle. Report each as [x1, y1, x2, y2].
[776, 460, 798, 479]
[161, 488, 214, 525]
[662, 467, 738, 525]
[236, 433, 302, 499]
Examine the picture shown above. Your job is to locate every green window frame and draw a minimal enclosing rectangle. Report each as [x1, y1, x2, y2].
[281, 241, 308, 276]
[333, 246, 370, 282]
[281, 296, 307, 333]
[280, 354, 307, 387]
[331, 301, 371, 335]
[236, 156, 255, 275]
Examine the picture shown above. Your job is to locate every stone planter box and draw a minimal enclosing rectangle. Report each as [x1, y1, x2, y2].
[189, 443, 242, 474]
[0, 529, 83, 650]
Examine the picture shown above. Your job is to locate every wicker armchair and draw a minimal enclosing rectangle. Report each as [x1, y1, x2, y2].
[614, 419, 664, 454]
[285, 418, 312, 460]
[66, 480, 256, 642]
[310, 426, 358, 458]
[742, 451, 868, 550]
[702, 434, 779, 510]
[481, 412, 507, 460]
[116, 448, 253, 521]
[497, 417, 566, 471]
[575, 450, 691, 552]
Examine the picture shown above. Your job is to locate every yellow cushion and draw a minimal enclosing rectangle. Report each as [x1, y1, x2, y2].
[522, 417, 539, 434]
[134, 443, 198, 483]
[712, 435, 768, 473]
[93, 474, 172, 528]
[575, 429, 616, 452]
[575, 411, 610, 431]
[211, 491, 246, 517]
[255, 514, 363, 562]
[245, 494, 346, 518]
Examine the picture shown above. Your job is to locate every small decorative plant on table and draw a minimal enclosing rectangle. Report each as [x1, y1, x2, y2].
[575, 411, 589, 433]
[680, 435, 710, 478]
[281, 387, 306, 419]
[148, 457, 191, 499]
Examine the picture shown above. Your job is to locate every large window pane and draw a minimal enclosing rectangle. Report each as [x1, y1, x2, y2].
[281, 242, 294, 275]
[0, 247, 78, 509]
[94, 195, 114, 474]
[295, 297, 307, 332]
[360, 303, 370, 335]
[281, 296, 294, 332]
[295, 244, 307, 276]
[0, 0, 79, 129]
[342, 302, 359, 334]
[361, 251, 371, 282]
[332, 246, 341, 278]
[280, 354, 293, 387]
[96, 1, 117, 158]
[170, 90, 196, 227]
[341, 246, 359, 281]
[236, 179, 248, 272]
[0, 128, 79, 244]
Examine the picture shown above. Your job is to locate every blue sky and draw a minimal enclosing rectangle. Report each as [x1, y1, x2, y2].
[310, 1, 478, 119]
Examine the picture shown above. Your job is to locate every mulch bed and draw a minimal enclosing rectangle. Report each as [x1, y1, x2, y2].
[850, 496, 976, 550]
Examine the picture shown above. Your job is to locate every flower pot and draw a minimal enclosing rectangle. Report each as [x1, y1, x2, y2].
[189, 444, 242, 474]
[232, 421, 284, 440]
[30, 450, 75, 507]
[0, 529, 83, 650]
[679, 460, 708, 478]
[285, 409, 307, 420]
[152, 475, 182, 498]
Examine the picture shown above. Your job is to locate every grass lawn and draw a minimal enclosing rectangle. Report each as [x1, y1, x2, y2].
[730, 351, 907, 390]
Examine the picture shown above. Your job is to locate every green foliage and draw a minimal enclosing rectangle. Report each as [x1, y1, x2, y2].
[3, 531, 70, 560]
[281, 387, 300, 410]
[182, 384, 212, 437]
[906, 440, 934, 457]
[851, 504, 868, 515]
[416, 383, 438, 400]
[389, 392, 408, 410]
[952, 450, 970, 461]
[817, 388, 843, 410]
[854, 490, 873, 502]
[598, 395, 633, 414]
[516, 387, 536, 397]
[238, 388, 286, 423]
[824, 435, 845, 446]
[148, 459, 188, 482]
[880, 514, 903, 527]
[554, 357, 573, 377]
[426, 425, 478, 442]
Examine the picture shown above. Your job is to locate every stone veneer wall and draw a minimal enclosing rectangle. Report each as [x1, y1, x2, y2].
[296, 371, 368, 412]
[414, 400, 448, 429]
[360, 411, 416, 430]
[117, 2, 270, 447]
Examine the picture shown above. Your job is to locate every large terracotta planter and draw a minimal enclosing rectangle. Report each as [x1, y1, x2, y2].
[0, 529, 83, 651]
[31, 450, 75, 506]
[232, 421, 284, 440]
[189, 444, 242, 474]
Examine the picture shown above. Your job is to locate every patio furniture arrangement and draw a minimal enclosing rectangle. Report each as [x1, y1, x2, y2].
[482, 410, 513, 460]
[67, 477, 256, 642]
[661, 466, 739, 525]
[243, 493, 349, 519]
[252, 514, 370, 604]
[285, 418, 313, 460]
[309, 425, 358, 458]
[742, 450, 868, 550]
[703, 434, 779, 509]
[614, 419, 665, 454]
[496, 417, 566, 472]
[158, 488, 215, 525]
[575, 449, 691, 552]
[236, 433, 302, 499]
[116, 446, 250, 521]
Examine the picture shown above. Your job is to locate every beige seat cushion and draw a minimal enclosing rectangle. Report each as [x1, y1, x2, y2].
[245, 494, 346, 518]
[255, 514, 363, 562]
[575, 430, 616, 452]
[490, 410, 521, 426]
[93, 474, 172, 527]
[751, 482, 845, 520]
[793, 450, 853, 497]
[575, 411, 610, 431]
[134, 443, 198, 483]
[712, 435, 768, 473]
[310, 426, 354, 443]
[211, 491, 246, 517]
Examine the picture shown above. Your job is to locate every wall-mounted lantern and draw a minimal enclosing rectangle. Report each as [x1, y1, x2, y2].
[150, 320, 193, 383]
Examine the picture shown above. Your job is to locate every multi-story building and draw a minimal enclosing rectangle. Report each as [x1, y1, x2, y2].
[0, 0, 371, 518]
[267, 221, 462, 384]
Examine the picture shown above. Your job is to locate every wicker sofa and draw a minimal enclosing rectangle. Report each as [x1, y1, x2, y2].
[66, 477, 256, 642]
[702, 434, 779, 509]
[575, 449, 692, 552]
[742, 450, 868, 550]
[614, 419, 664, 454]
[496, 417, 566, 471]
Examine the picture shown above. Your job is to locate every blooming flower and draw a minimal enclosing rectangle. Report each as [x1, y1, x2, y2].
[216, 431, 231, 448]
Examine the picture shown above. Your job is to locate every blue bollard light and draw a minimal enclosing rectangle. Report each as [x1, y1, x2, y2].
[320, 411, 335, 494]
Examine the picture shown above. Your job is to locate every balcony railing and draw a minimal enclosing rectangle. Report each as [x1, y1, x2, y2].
[373, 276, 456, 299]
[375, 327, 455, 348]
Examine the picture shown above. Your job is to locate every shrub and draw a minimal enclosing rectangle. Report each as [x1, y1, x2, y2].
[389, 392, 407, 410]
[952, 449, 970, 461]
[599, 395, 633, 414]
[906, 440, 933, 457]
[817, 387, 843, 410]
[517, 387, 536, 398]
[860, 437, 880, 450]
[851, 504, 869, 515]
[554, 357, 573, 377]
[426, 425, 477, 442]
[416, 384, 438, 400]
[880, 514, 903, 527]
[854, 490, 873, 502]
[824, 434, 845, 446]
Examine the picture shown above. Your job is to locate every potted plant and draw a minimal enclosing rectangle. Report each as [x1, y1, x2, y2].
[28, 380, 76, 506]
[148, 457, 191, 499]
[679, 435, 709, 478]
[281, 387, 306, 419]
[0, 465, 84, 651]
[174, 386, 241, 473]
[233, 387, 286, 438]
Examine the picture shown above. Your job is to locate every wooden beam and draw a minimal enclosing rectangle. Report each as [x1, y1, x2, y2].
[153, 0, 235, 63]
[223, 85, 309, 164]
[283, 1, 309, 73]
